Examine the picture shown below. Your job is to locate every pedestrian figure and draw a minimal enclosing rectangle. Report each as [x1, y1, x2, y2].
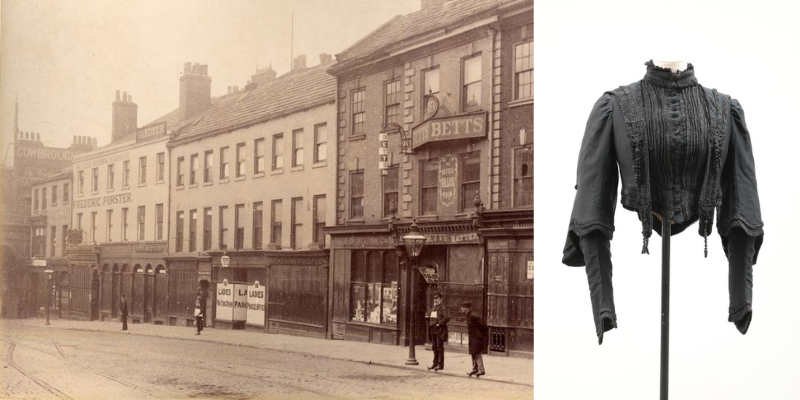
[194, 293, 205, 335]
[426, 292, 449, 371]
[120, 294, 128, 331]
[461, 301, 486, 377]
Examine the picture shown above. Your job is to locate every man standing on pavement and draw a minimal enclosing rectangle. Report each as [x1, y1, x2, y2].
[461, 301, 486, 377]
[120, 294, 128, 331]
[194, 293, 205, 335]
[427, 292, 449, 371]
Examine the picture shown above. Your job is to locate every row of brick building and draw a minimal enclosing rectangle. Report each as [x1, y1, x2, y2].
[13, 0, 533, 357]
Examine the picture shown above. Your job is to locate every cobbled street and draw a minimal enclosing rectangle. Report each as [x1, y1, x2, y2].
[1, 321, 533, 399]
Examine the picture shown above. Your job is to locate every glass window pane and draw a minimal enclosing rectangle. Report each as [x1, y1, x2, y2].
[465, 56, 481, 84]
[350, 284, 365, 322]
[366, 283, 381, 324]
[465, 83, 481, 109]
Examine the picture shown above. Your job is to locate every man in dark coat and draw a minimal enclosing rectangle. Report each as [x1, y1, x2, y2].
[194, 293, 205, 335]
[426, 292, 449, 371]
[120, 294, 128, 331]
[461, 301, 485, 376]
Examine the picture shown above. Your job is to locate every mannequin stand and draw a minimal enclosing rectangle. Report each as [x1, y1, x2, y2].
[660, 220, 671, 400]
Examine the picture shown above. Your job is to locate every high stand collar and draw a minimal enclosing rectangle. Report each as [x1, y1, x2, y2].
[643, 60, 698, 89]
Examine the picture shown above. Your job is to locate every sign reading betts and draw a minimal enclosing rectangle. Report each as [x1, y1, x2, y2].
[411, 112, 487, 150]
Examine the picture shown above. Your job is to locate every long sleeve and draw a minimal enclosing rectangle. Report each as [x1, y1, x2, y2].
[562, 94, 619, 266]
[717, 99, 764, 262]
[580, 230, 617, 344]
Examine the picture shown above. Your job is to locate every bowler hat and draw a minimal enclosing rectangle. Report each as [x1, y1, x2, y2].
[460, 301, 472, 308]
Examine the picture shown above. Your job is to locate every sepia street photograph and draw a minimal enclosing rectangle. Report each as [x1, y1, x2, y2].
[0, 0, 534, 399]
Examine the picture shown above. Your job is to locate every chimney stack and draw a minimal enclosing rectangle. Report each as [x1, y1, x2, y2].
[292, 55, 307, 70]
[319, 53, 332, 64]
[251, 63, 277, 85]
[179, 61, 212, 121]
[112, 90, 138, 142]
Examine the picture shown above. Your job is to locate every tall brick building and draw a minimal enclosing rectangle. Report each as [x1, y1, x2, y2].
[326, 0, 533, 357]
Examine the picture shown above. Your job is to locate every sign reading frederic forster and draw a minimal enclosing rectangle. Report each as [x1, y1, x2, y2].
[411, 111, 487, 150]
[136, 121, 167, 143]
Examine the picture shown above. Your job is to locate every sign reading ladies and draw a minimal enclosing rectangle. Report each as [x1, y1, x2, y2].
[247, 282, 266, 327]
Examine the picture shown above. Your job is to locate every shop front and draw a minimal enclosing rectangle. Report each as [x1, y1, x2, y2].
[97, 242, 168, 324]
[207, 249, 329, 338]
[65, 244, 99, 320]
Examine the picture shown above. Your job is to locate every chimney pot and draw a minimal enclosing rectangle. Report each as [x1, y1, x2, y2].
[293, 55, 307, 70]
[201, 65, 208, 75]
[184, 62, 192, 73]
[320, 53, 332, 64]
[116, 90, 120, 101]
[129, 95, 133, 103]
[123, 91, 128, 102]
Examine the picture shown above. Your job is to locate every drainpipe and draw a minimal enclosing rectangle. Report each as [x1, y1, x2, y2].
[487, 27, 497, 211]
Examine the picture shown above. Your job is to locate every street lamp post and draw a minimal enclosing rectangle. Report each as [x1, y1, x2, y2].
[44, 269, 54, 326]
[401, 219, 426, 366]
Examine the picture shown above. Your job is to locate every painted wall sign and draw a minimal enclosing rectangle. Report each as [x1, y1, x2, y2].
[74, 152, 131, 170]
[423, 231, 479, 244]
[73, 193, 133, 209]
[133, 244, 166, 254]
[215, 281, 234, 322]
[411, 111, 487, 150]
[233, 283, 248, 322]
[15, 146, 79, 162]
[246, 283, 266, 326]
[136, 122, 167, 143]
[527, 260, 534, 280]
[337, 235, 395, 248]
[438, 154, 457, 207]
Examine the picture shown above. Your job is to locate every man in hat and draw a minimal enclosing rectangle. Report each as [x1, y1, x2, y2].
[119, 294, 128, 331]
[461, 301, 486, 376]
[427, 292, 450, 371]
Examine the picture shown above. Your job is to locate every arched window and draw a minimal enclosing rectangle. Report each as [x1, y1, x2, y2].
[155, 265, 166, 274]
[349, 249, 399, 325]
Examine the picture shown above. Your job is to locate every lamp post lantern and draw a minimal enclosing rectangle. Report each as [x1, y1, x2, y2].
[401, 219, 426, 366]
[44, 269, 54, 326]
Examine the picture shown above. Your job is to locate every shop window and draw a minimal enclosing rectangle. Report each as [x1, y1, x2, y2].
[350, 171, 364, 219]
[460, 152, 481, 211]
[515, 41, 533, 100]
[351, 89, 365, 136]
[350, 250, 398, 325]
[420, 159, 439, 215]
[514, 146, 533, 207]
[385, 79, 401, 126]
[462, 55, 482, 112]
[383, 165, 399, 217]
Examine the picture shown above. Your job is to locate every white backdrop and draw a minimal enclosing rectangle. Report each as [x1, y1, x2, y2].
[534, 1, 800, 399]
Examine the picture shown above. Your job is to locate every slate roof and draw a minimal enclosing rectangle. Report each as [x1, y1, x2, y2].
[172, 61, 336, 144]
[333, 0, 519, 71]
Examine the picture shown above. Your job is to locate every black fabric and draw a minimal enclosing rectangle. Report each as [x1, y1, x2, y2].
[563, 61, 764, 342]
[728, 227, 755, 334]
[465, 309, 486, 355]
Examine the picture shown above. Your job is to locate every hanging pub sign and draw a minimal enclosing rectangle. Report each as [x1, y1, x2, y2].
[439, 154, 457, 207]
[216, 280, 234, 322]
[68, 229, 83, 245]
[378, 133, 389, 175]
[246, 281, 266, 327]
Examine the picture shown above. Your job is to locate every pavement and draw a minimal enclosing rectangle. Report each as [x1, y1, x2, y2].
[12, 317, 533, 387]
